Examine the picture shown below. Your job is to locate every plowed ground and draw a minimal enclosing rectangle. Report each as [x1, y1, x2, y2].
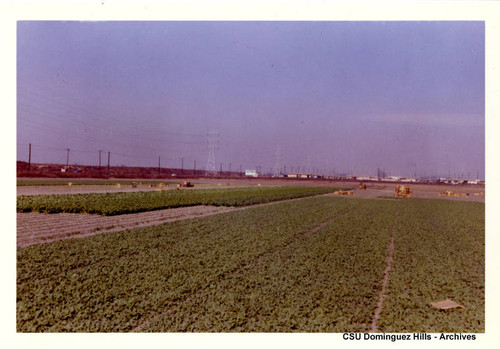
[17, 206, 236, 247]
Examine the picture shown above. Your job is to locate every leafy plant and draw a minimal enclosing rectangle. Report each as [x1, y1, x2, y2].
[17, 197, 484, 332]
[17, 187, 336, 216]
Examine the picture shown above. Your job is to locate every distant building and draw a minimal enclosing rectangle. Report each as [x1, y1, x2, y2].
[465, 179, 479, 185]
[285, 173, 316, 179]
[245, 170, 258, 178]
[355, 175, 378, 181]
[400, 177, 418, 183]
[382, 176, 401, 182]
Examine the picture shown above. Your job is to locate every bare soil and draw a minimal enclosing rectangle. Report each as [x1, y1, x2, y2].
[17, 205, 237, 247]
[340, 182, 485, 202]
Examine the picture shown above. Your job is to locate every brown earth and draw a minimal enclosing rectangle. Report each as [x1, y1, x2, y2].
[17, 205, 237, 247]
[345, 182, 485, 202]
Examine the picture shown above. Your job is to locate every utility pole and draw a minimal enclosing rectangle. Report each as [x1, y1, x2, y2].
[28, 143, 31, 173]
[107, 152, 110, 174]
[181, 157, 184, 175]
[66, 148, 70, 167]
[98, 150, 102, 174]
[240, 164, 242, 177]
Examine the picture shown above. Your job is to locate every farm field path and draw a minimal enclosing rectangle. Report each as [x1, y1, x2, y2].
[369, 212, 398, 333]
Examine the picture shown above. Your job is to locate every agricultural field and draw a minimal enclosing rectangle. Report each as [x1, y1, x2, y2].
[16, 186, 335, 215]
[17, 179, 179, 186]
[16, 196, 484, 332]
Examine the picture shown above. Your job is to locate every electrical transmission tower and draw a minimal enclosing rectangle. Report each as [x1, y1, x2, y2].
[273, 145, 282, 177]
[205, 130, 218, 176]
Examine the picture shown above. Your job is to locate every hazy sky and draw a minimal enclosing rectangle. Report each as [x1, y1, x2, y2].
[16, 21, 485, 178]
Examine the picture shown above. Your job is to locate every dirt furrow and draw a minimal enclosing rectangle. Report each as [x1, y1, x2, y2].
[17, 206, 236, 247]
[369, 212, 399, 333]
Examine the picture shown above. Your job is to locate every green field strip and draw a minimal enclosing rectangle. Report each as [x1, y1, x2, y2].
[17, 186, 336, 215]
[17, 197, 354, 332]
[17, 180, 180, 186]
[139, 200, 400, 332]
[377, 200, 485, 333]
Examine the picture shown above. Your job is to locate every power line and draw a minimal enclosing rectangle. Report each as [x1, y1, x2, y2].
[18, 142, 187, 163]
[18, 89, 206, 138]
[17, 116, 205, 156]
[18, 102, 206, 148]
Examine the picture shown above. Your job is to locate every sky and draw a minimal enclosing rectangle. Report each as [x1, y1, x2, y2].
[16, 21, 485, 178]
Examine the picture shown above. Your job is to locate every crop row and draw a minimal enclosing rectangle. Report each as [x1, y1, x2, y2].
[17, 196, 355, 331]
[17, 179, 179, 186]
[377, 199, 485, 332]
[16, 186, 336, 215]
[141, 199, 398, 332]
[16, 197, 484, 332]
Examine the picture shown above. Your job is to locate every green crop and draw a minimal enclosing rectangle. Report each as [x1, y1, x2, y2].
[17, 179, 179, 186]
[142, 199, 398, 332]
[17, 197, 484, 332]
[17, 186, 336, 215]
[17, 196, 354, 332]
[377, 199, 484, 333]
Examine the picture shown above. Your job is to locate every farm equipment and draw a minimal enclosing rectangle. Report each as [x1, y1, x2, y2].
[395, 185, 411, 198]
[177, 181, 194, 189]
[333, 190, 354, 196]
[358, 182, 367, 190]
